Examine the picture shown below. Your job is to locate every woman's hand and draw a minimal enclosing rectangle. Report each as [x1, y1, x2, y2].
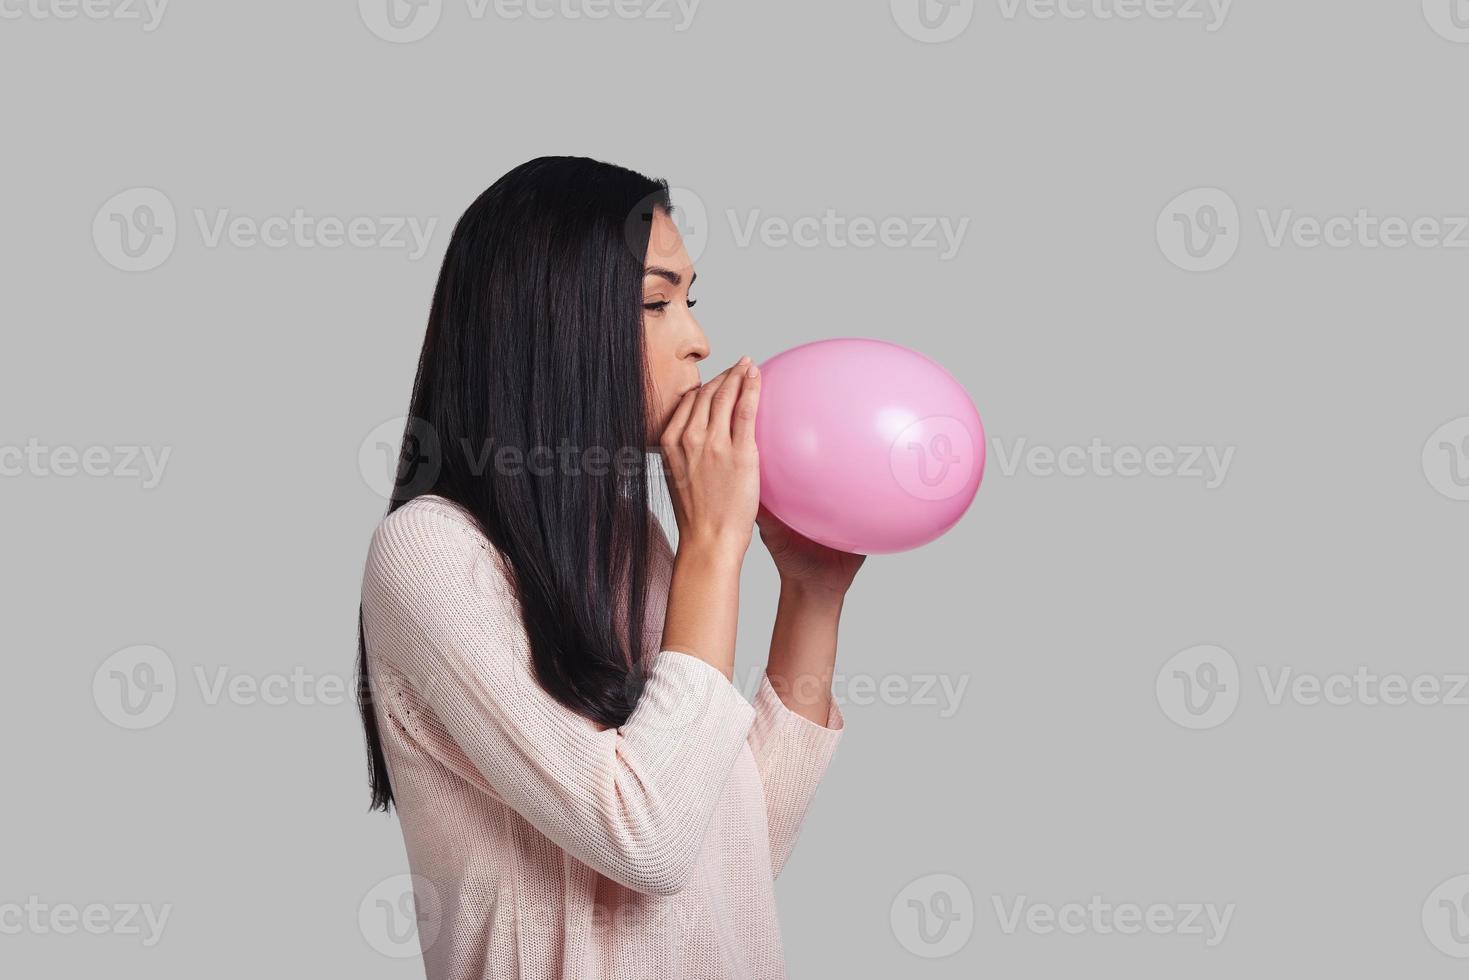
[657, 356, 762, 679]
[659, 355, 762, 558]
[756, 503, 866, 597]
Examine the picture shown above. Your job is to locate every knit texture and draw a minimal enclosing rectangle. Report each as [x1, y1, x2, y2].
[360, 494, 844, 979]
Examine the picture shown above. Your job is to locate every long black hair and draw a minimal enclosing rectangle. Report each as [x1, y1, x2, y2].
[358, 156, 672, 812]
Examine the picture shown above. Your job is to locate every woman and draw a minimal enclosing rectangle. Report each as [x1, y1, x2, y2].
[357, 156, 864, 979]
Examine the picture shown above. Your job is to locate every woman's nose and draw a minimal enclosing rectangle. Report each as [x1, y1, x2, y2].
[685, 330, 709, 363]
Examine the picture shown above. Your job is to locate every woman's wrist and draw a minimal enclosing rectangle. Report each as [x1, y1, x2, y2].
[777, 576, 849, 607]
[675, 531, 750, 570]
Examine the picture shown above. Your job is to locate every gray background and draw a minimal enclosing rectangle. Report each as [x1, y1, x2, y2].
[4, 0, 1468, 975]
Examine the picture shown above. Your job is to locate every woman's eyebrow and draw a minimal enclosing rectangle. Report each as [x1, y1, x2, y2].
[644, 267, 695, 287]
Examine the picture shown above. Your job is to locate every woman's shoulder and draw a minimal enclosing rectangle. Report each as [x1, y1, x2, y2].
[366, 493, 672, 588]
[365, 494, 502, 593]
[375, 493, 487, 546]
[384, 492, 480, 531]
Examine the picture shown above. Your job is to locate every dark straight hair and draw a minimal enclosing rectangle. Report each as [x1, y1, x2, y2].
[357, 156, 672, 812]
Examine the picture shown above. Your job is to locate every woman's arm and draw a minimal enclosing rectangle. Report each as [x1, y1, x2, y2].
[765, 583, 845, 724]
[363, 502, 756, 897]
[746, 506, 865, 877]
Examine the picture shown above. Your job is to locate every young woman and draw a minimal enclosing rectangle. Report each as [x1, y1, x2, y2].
[357, 156, 864, 979]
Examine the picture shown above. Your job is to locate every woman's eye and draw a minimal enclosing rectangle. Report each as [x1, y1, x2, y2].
[686, 297, 698, 309]
[643, 300, 670, 313]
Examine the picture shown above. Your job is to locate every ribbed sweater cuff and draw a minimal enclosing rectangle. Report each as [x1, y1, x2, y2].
[618, 650, 757, 781]
[749, 669, 844, 776]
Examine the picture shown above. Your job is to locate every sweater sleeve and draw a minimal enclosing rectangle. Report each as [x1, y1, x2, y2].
[746, 670, 845, 878]
[361, 500, 757, 897]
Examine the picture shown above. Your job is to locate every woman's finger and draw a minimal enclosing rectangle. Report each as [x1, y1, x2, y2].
[689, 359, 742, 436]
[659, 386, 699, 489]
[729, 360, 760, 449]
[708, 360, 747, 445]
[662, 383, 698, 443]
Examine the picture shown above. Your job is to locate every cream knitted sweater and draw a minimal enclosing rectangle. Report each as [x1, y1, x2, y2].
[360, 494, 844, 979]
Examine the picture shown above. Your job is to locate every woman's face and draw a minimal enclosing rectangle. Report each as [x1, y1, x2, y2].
[643, 207, 709, 443]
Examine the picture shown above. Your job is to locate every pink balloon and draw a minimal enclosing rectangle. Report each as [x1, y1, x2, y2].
[754, 338, 984, 555]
